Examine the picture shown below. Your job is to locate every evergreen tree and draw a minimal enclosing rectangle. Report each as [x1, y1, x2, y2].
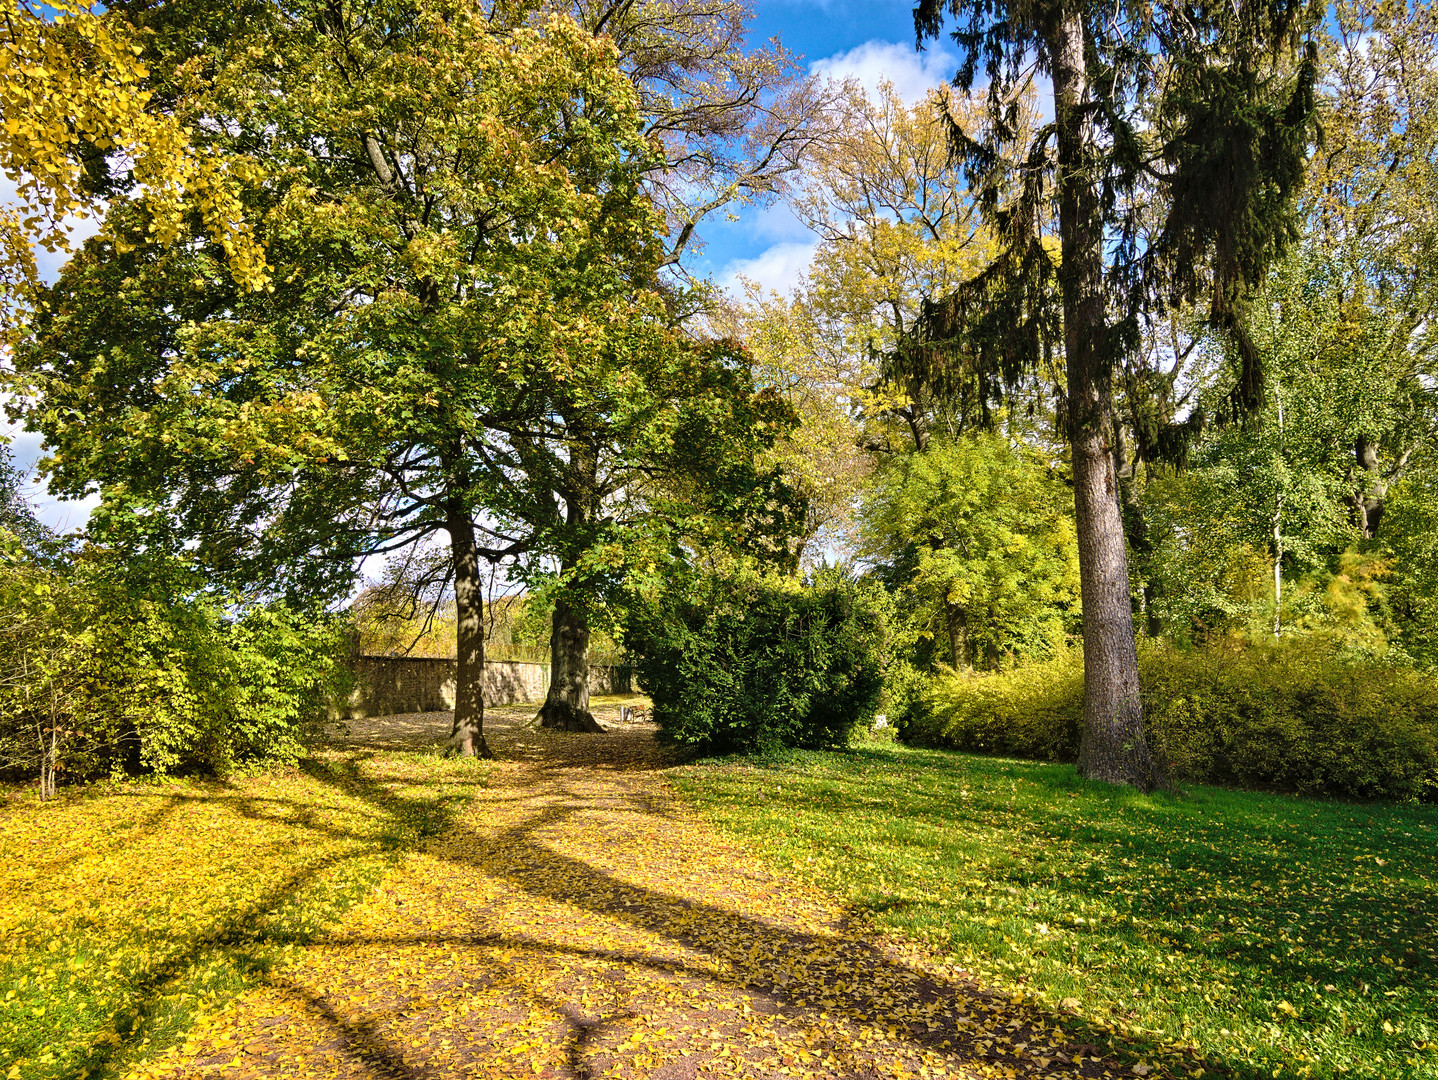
[913, 0, 1320, 788]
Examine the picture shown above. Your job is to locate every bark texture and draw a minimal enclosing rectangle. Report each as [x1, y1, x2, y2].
[536, 431, 604, 733]
[446, 505, 493, 759]
[536, 594, 604, 732]
[1048, 13, 1162, 791]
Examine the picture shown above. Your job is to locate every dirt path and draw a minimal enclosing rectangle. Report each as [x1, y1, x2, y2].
[128, 706, 1139, 1080]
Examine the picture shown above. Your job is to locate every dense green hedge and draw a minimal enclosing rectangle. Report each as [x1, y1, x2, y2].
[901, 639, 1438, 800]
[627, 567, 887, 753]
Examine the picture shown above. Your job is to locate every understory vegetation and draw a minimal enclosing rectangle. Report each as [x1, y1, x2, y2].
[0, 535, 350, 793]
[901, 639, 1438, 801]
[627, 566, 888, 753]
[675, 742, 1438, 1080]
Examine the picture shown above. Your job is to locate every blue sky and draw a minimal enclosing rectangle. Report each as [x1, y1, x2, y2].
[8, 0, 960, 534]
[689, 0, 957, 295]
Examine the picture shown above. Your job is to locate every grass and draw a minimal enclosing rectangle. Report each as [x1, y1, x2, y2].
[0, 748, 489, 1080]
[670, 739, 1438, 1080]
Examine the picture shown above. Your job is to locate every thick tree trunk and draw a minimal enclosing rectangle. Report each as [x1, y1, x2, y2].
[536, 593, 603, 732]
[1353, 436, 1387, 539]
[446, 505, 492, 759]
[1048, 14, 1162, 791]
[536, 430, 604, 733]
[945, 601, 971, 671]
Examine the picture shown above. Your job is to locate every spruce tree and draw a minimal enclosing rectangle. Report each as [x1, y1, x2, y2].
[913, 0, 1320, 788]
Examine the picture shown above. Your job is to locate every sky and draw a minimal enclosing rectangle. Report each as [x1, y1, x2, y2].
[6, 0, 961, 535]
[694, 0, 958, 295]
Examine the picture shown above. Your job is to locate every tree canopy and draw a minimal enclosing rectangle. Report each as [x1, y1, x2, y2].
[8, 0, 792, 754]
[911, 0, 1321, 788]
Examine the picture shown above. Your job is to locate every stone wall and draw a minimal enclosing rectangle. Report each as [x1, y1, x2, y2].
[338, 656, 632, 719]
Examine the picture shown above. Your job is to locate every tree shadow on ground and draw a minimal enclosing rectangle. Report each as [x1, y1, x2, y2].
[266, 730, 1228, 1080]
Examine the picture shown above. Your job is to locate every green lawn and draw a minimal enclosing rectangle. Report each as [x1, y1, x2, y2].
[671, 740, 1438, 1080]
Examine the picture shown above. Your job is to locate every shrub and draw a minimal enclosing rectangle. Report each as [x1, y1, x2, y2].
[901, 649, 1084, 762]
[627, 566, 887, 753]
[0, 538, 351, 794]
[903, 638, 1438, 801]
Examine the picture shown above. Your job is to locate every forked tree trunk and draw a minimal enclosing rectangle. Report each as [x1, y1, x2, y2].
[446, 505, 492, 759]
[537, 593, 603, 732]
[1048, 14, 1162, 791]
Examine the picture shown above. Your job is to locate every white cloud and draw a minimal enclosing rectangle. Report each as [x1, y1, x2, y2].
[718, 240, 818, 299]
[810, 39, 958, 106]
[745, 200, 813, 244]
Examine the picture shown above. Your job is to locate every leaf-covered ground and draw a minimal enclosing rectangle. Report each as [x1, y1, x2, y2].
[4, 702, 1200, 1080]
[0, 747, 479, 1080]
[672, 742, 1438, 1080]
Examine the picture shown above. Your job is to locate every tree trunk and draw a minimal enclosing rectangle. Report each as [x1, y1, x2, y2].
[536, 430, 604, 733]
[1353, 436, 1386, 539]
[446, 504, 492, 759]
[537, 591, 604, 732]
[1048, 14, 1162, 791]
[945, 601, 971, 671]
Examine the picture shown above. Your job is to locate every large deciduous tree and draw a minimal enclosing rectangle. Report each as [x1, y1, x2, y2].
[521, 0, 832, 729]
[913, 0, 1320, 788]
[8, 0, 779, 757]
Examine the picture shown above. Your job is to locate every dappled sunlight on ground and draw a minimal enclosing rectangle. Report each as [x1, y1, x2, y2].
[118, 712, 1183, 1080]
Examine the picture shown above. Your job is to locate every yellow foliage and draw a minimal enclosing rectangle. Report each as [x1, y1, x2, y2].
[0, 750, 483, 1079]
[0, 1, 267, 324]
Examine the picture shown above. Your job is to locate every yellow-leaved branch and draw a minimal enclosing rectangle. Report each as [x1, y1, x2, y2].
[0, 0, 267, 324]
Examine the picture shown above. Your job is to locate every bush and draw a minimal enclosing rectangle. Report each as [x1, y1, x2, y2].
[0, 538, 351, 793]
[902, 638, 1438, 801]
[627, 567, 887, 753]
[903, 650, 1084, 763]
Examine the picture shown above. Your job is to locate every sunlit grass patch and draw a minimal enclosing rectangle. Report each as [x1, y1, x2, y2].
[671, 741, 1438, 1080]
[0, 750, 488, 1080]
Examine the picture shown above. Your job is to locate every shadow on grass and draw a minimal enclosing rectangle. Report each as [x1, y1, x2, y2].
[1, 752, 481, 1080]
[255, 751, 1227, 1080]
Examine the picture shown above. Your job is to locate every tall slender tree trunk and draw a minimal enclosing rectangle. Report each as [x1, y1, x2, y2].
[446, 503, 492, 759]
[1048, 13, 1161, 791]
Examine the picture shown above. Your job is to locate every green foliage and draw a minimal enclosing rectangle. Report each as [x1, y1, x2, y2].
[627, 566, 887, 754]
[906, 648, 1085, 764]
[0, 539, 350, 791]
[675, 745, 1438, 1080]
[1377, 473, 1438, 668]
[220, 604, 353, 768]
[861, 431, 1079, 670]
[904, 640, 1438, 801]
[6, 2, 677, 600]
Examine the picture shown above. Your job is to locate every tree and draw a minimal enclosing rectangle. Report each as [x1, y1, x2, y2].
[521, 0, 834, 727]
[913, 0, 1319, 788]
[1301, 0, 1438, 538]
[7, 1, 700, 757]
[861, 430, 1079, 670]
[564, 0, 832, 272]
[793, 81, 1010, 452]
[0, 0, 266, 321]
[718, 81, 1040, 564]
